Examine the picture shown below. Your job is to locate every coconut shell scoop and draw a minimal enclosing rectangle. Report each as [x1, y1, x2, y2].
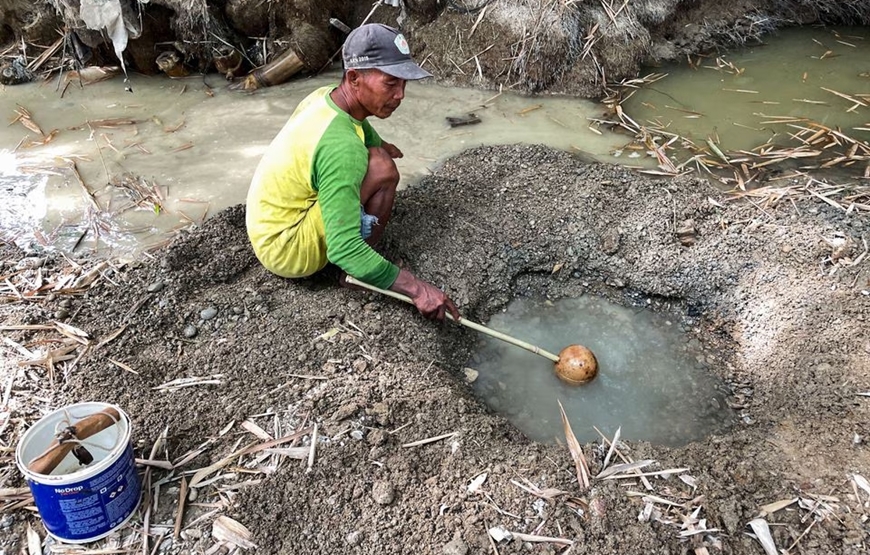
[345, 277, 599, 385]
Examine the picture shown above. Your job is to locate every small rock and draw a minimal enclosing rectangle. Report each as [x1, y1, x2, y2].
[332, 402, 359, 422]
[0, 514, 13, 529]
[351, 430, 365, 441]
[368, 402, 390, 426]
[232, 306, 243, 315]
[371, 480, 395, 505]
[463, 368, 479, 383]
[676, 219, 697, 246]
[442, 536, 469, 555]
[200, 307, 218, 320]
[183, 324, 198, 338]
[367, 429, 387, 446]
[346, 531, 362, 546]
[16, 257, 43, 270]
[147, 281, 165, 293]
[183, 527, 201, 538]
[600, 228, 621, 255]
[187, 488, 198, 502]
[352, 359, 368, 372]
[59, 299, 72, 308]
[54, 309, 69, 319]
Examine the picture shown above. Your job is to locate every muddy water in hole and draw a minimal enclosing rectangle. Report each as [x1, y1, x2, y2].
[469, 296, 734, 446]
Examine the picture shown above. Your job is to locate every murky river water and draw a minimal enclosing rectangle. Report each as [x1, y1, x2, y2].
[0, 71, 618, 255]
[622, 26, 870, 171]
[1, 26, 867, 256]
[469, 296, 734, 446]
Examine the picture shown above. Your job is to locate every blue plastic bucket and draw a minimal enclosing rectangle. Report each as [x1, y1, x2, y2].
[15, 402, 141, 544]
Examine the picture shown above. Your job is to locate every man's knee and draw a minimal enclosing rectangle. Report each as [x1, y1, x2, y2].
[367, 147, 399, 187]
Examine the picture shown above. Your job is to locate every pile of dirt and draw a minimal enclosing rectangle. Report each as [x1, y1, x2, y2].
[2, 144, 868, 554]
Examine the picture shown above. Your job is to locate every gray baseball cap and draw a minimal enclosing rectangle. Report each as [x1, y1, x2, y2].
[342, 23, 433, 80]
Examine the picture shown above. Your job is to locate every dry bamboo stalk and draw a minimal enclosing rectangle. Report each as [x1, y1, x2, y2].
[402, 431, 458, 448]
[173, 477, 188, 539]
[306, 423, 317, 473]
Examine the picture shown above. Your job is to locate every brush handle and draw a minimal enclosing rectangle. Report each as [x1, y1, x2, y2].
[345, 276, 560, 363]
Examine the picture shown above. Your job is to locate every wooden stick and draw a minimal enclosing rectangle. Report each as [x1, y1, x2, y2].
[173, 477, 188, 539]
[345, 276, 560, 362]
[28, 408, 120, 475]
[402, 431, 458, 448]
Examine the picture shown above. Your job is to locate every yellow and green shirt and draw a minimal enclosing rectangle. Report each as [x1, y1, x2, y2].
[246, 86, 400, 289]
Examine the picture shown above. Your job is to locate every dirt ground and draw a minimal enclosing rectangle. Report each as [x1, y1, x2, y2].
[1, 144, 869, 554]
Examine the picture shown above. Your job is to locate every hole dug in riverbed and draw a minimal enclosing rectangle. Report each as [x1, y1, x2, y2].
[465, 288, 736, 447]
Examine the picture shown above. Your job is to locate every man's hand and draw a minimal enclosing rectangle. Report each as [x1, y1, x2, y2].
[381, 141, 404, 159]
[390, 269, 460, 321]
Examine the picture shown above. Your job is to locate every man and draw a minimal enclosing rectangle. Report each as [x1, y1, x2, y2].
[246, 23, 459, 321]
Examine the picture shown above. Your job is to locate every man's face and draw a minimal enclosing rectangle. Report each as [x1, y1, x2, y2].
[353, 69, 407, 119]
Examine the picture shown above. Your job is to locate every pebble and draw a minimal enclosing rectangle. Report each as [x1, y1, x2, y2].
[371, 480, 395, 505]
[463, 368, 479, 383]
[183, 324, 198, 338]
[54, 309, 69, 319]
[59, 299, 72, 308]
[346, 531, 362, 546]
[147, 281, 165, 293]
[352, 359, 368, 372]
[183, 527, 201, 539]
[442, 537, 469, 555]
[200, 307, 218, 320]
[350, 430, 365, 441]
[188, 488, 198, 502]
[16, 257, 43, 270]
[0, 514, 13, 529]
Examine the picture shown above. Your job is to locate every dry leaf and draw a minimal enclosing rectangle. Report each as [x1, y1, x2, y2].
[488, 526, 512, 542]
[27, 525, 41, 555]
[467, 472, 488, 493]
[15, 106, 44, 136]
[558, 400, 590, 490]
[53, 320, 91, 343]
[212, 516, 256, 550]
[241, 420, 272, 441]
[747, 518, 777, 555]
[601, 426, 621, 470]
[596, 459, 654, 479]
[315, 328, 340, 341]
[853, 474, 870, 496]
[758, 497, 798, 517]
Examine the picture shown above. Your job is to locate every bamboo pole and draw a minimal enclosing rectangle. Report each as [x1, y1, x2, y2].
[344, 276, 560, 362]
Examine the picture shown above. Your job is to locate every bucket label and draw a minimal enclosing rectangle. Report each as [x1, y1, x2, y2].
[29, 442, 140, 542]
